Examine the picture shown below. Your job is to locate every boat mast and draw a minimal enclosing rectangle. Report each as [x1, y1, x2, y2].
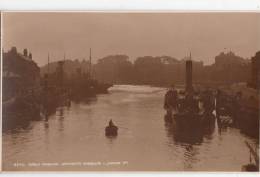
[47, 53, 50, 75]
[89, 48, 92, 78]
[63, 53, 66, 63]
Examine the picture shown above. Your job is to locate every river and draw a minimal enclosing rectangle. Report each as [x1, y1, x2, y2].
[2, 85, 258, 171]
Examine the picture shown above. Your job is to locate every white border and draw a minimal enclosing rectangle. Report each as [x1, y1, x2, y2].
[0, 10, 3, 173]
[0, 0, 260, 176]
[0, 0, 259, 11]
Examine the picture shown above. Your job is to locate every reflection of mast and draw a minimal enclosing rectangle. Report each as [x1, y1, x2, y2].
[57, 61, 64, 88]
[89, 48, 92, 78]
[57, 53, 66, 88]
[44, 53, 50, 91]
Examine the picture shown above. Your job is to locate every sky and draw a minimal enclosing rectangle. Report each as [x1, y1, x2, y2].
[2, 12, 260, 66]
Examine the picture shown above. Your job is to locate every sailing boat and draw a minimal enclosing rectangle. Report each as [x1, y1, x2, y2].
[87, 48, 113, 94]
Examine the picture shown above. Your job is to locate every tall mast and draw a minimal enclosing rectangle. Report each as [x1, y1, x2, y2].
[89, 48, 92, 78]
[47, 53, 50, 75]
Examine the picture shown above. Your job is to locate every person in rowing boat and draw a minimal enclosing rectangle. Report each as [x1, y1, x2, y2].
[106, 119, 118, 136]
[109, 119, 115, 127]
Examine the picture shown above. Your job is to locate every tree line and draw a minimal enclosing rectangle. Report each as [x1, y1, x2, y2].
[41, 51, 252, 87]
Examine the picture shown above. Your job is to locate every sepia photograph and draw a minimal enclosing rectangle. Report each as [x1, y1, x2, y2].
[1, 12, 259, 172]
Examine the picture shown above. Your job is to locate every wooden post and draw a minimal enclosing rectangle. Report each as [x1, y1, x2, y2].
[245, 141, 259, 166]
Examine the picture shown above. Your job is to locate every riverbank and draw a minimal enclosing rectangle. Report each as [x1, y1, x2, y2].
[217, 83, 259, 139]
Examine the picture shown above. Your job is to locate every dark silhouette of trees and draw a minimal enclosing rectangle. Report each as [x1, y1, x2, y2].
[134, 56, 164, 85]
[40, 51, 252, 87]
[93, 55, 134, 84]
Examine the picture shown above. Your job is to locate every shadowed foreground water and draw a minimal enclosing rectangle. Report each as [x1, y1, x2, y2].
[2, 85, 258, 171]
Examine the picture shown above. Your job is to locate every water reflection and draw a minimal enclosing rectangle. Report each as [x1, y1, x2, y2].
[106, 136, 117, 145]
[183, 145, 199, 170]
[164, 113, 216, 144]
[3, 114, 34, 133]
[164, 112, 217, 170]
[44, 120, 49, 129]
[72, 95, 97, 105]
[58, 108, 65, 132]
[43, 119, 50, 151]
[202, 114, 216, 139]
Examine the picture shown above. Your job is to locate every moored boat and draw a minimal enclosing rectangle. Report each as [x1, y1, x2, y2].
[164, 54, 216, 133]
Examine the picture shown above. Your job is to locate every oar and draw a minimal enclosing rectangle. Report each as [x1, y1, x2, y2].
[100, 126, 129, 130]
[117, 126, 129, 130]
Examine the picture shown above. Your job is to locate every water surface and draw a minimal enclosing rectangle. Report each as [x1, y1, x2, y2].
[2, 85, 258, 171]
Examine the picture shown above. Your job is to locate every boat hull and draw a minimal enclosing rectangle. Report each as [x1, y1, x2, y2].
[105, 126, 118, 136]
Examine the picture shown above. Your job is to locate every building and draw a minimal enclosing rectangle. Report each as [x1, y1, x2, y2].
[3, 47, 40, 101]
[215, 51, 248, 67]
[251, 51, 260, 89]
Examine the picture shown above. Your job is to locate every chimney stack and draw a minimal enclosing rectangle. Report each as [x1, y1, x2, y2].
[23, 48, 28, 57]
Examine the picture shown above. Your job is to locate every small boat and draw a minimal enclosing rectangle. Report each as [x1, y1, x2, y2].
[241, 163, 258, 171]
[105, 125, 118, 136]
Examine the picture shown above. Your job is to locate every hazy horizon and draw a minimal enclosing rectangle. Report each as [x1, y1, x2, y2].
[3, 12, 260, 66]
